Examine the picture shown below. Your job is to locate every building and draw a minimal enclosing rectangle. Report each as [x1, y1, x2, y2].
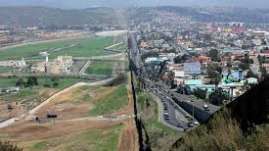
[173, 70, 185, 85]
[48, 56, 73, 74]
[31, 56, 73, 74]
[184, 62, 201, 76]
[0, 60, 26, 68]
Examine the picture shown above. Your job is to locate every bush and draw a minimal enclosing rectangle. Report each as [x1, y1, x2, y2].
[16, 78, 26, 87]
[171, 108, 269, 151]
[193, 88, 207, 99]
[0, 141, 22, 151]
[53, 82, 59, 88]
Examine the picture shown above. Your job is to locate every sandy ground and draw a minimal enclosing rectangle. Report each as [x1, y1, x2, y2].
[0, 76, 138, 151]
[117, 76, 139, 151]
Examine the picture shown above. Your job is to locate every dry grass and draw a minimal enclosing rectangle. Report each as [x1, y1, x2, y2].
[172, 109, 269, 151]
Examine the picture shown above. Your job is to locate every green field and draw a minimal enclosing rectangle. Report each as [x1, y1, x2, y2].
[0, 77, 81, 89]
[89, 84, 128, 116]
[0, 78, 18, 87]
[0, 36, 113, 60]
[0, 67, 14, 73]
[25, 125, 123, 151]
[86, 62, 114, 75]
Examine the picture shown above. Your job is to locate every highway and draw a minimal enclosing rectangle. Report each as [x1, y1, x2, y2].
[128, 32, 198, 131]
[149, 87, 198, 131]
[128, 32, 220, 131]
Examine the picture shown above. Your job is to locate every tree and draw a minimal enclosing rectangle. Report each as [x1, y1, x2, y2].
[260, 66, 267, 79]
[246, 70, 257, 78]
[193, 88, 207, 99]
[16, 78, 26, 87]
[0, 141, 22, 151]
[174, 54, 191, 64]
[209, 88, 229, 106]
[208, 49, 220, 62]
[242, 53, 253, 64]
[239, 53, 253, 70]
[26, 76, 38, 87]
[239, 62, 250, 70]
[53, 82, 59, 88]
[207, 63, 222, 86]
[257, 55, 266, 65]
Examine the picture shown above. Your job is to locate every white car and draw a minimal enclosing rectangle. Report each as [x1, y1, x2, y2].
[194, 121, 199, 125]
[203, 104, 209, 111]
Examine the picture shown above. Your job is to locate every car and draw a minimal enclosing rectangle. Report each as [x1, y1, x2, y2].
[177, 124, 182, 128]
[188, 122, 194, 127]
[185, 115, 191, 119]
[194, 121, 199, 125]
[203, 104, 210, 111]
[164, 114, 169, 120]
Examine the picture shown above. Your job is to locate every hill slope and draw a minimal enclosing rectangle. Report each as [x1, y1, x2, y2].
[0, 7, 123, 28]
[170, 78, 269, 151]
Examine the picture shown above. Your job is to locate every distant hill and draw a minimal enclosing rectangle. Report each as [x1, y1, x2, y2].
[130, 6, 269, 23]
[0, 7, 125, 28]
[1, 6, 269, 29]
[1, 0, 269, 9]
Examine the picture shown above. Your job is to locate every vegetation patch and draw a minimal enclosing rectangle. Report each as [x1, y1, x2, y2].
[86, 62, 114, 75]
[0, 36, 113, 60]
[25, 125, 123, 151]
[0, 77, 82, 110]
[89, 84, 128, 116]
[31, 141, 47, 151]
[0, 67, 13, 73]
[171, 109, 269, 151]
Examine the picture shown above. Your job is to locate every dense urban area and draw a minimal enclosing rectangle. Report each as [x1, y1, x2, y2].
[0, 5, 268, 151]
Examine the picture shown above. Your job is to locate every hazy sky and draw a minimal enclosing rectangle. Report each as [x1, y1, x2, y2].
[0, 0, 268, 9]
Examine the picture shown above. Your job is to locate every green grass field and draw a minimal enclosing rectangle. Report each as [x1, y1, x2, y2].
[0, 67, 14, 73]
[0, 77, 81, 89]
[89, 84, 128, 116]
[0, 78, 18, 87]
[0, 36, 113, 60]
[86, 62, 114, 75]
[25, 125, 123, 151]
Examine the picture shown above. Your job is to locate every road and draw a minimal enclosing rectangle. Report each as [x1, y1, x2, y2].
[150, 90, 196, 131]
[128, 32, 220, 131]
[144, 78, 220, 122]
[79, 61, 91, 75]
[128, 33, 195, 131]
[74, 53, 126, 61]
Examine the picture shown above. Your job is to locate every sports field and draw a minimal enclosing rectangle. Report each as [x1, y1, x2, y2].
[0, 36, 113, 60]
